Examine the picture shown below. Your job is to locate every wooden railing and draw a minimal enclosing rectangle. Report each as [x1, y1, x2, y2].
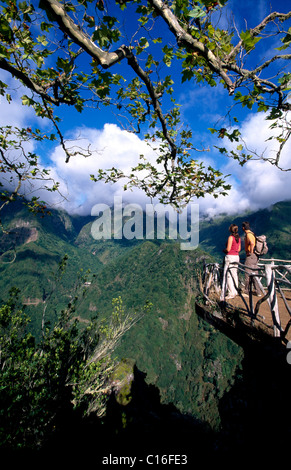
[202, 258, 291, 342]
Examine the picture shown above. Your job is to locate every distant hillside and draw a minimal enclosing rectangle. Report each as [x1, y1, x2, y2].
[0, 202, 100, 335]
[0, 200, 244, 430]
[2, 198, 290, 430]
[76, 239, 244, 426]
[1, 197, 291, 455]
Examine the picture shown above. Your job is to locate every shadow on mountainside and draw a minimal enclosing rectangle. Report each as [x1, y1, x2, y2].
[101, 366, 216, 460]
[6, 346, 291, 465]
[36, 366, 216, 465]
[217, 339, 291, 458]
[103, 351, 291, 462]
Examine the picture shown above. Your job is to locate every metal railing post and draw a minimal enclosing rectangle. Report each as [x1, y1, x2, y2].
[265, 264, 281, 337]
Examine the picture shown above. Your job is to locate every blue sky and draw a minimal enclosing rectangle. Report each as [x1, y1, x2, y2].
[1, 0, 290, 217]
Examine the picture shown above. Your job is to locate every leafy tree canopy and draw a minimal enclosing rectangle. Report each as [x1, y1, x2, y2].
[0, 0, 290, 209]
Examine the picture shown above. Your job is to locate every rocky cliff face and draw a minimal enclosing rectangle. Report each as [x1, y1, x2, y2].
[0, 220, 38, 252]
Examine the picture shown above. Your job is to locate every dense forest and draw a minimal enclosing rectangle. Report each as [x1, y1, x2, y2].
[1, 200, 291, 461]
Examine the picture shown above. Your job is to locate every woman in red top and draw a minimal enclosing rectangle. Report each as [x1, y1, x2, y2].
[223, 224, 241, 299]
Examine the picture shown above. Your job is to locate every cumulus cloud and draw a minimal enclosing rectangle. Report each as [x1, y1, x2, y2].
[44, 124, 160, 215]
[0, 72, 160, 213]
[0, 71, 59, 202]
[197, 111, 291, 218]
[196, 187, 251, 219]
[229, 113, 291, 203]
[1, 65, 290, 218]
[5, 113, 291, 218]
[0, 71, 41, 128]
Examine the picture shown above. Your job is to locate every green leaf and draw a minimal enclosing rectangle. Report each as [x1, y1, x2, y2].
[282, 27, 291, 44]
[0, 17, 14, 42]
[153, 37, 162, 44]
[188, 6, 206, 19]
[240, 30, 261, 52]
[278, 73, 291, 90]
[139, 37, 149, 49]
[21, 95, 34, 107]
[40, 22, 52, 32]
[162, 45, 174, 67]
[37, 35, 48, 46]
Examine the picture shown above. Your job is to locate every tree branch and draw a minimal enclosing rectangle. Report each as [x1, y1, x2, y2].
[252, 54, 291, 77]
[40, 0, 129, 68]
[0, 57, 65, 105]
[41, 0, 180, 173]
[226, 11, 291, 62]
[149, 0, 291, 103]
[126, 53, 177, 161]
[148, 0, 236, 94]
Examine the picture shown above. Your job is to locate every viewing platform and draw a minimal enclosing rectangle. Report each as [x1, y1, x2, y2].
[198, 258, 291, 348]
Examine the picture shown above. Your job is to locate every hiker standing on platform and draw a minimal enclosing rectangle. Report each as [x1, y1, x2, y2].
[242, 221, 261, 296]
[223, 224, 241, 299]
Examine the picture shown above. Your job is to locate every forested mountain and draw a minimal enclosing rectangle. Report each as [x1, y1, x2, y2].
[1, 199, 290, 456]
[0, 200, 243, 428]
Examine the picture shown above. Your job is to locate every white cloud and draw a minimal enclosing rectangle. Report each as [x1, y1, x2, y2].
[1, 65, 290, 219]
[201, 111, 291, 217]
[7, 113, 291, 219]
[0, 73, 161, 214]
[232, 113, 291, 202]
[0, 71, 42, 128]
[196, 187, 251, 219]
[44, 123, 160, 215]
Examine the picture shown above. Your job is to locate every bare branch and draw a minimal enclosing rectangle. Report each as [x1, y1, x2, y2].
[127, 53, 177, 162]
[0, 57, 68, 106]
[226, 11, 291, 62]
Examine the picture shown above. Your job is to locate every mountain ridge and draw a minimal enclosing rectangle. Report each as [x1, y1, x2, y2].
[1, 198, 290, 432]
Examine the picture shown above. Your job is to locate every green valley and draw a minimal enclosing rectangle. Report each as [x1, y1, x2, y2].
[1, 198, 291, 457]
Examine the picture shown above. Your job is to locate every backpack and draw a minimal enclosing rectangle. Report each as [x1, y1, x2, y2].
[252, 232, 268, 256]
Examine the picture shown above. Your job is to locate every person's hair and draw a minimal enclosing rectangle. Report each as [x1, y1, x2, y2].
[229, 223, 240, 242]
[242, 221, 250, 231]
